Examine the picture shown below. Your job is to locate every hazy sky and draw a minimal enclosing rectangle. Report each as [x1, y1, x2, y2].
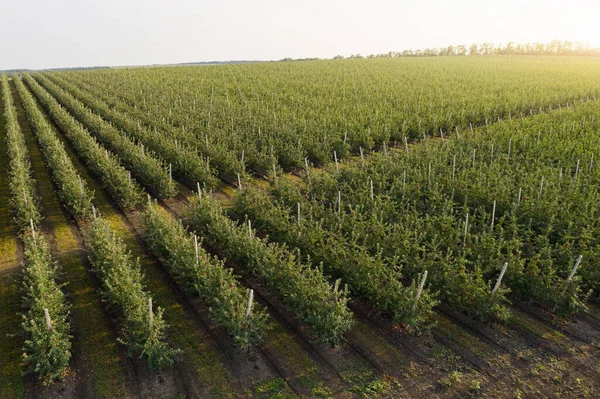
[2, 0, 599, 70]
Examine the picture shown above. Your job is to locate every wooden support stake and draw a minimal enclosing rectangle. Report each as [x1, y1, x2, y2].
[492, 262, 508, 294]
[248, 220, 252, 237]
[411, 271, 428, 312]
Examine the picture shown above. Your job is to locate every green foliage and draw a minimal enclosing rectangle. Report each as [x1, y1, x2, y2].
[14, 75, 94, 218]
[50, 57, 600, 176]
[189, 193, 354, 346]
[2, 74, 40, 231]
[23, 74, 144, 209]
[21, 230, 72, 382]
[31, 73, 176, 198]
[141, 201, 270, 350]
[85, 216, 177, 369]
[233, 187, 437, 332]
[43, 73, 218, 190]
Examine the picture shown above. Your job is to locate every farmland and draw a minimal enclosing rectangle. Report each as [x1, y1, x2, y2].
[1, 55, 600, 398]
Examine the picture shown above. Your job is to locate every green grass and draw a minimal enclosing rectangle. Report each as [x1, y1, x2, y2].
[249, 377, 297, 399]
[0, 77, 24, 399]
[13, 80, 131, 398]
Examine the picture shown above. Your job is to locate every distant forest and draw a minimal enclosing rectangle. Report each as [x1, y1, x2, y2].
[331, 40, 600, 60]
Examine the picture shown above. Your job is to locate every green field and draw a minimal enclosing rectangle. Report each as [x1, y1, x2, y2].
[1, 55, 600, 398]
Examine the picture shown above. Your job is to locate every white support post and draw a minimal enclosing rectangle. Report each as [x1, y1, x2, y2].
[297, 203, 301, 226]
[337, 191, 341, 213]
[30, 218, 35, 239]
[561, 255, 583, 295]
[197, 182, 202, 201]
[452, 154, 456, 181]
[492, 262, 508, 294]
[194, 234, 199, 267]
[517, 187, 522, 204]
[44, 308, 52, 331]
[402, 170, 406, 195]
[359, 147, 364, 165]
[245, 289, 254, 318]
[463, 213, 469, 247]
[491, 200, 496, 231]
[248, 220, 252, 238]
[411, 271, 428, 312]
[428, 163, 432, 187]
[241, 150, 245, 164]
[128, 171, 131, 186]
[237, 173, 242, 190]
[92, 205, 97, 220]
[575, 159, 580, 178]
[148, 298, 153, 330]
[334, 151, 339, 173]
[305, 158, 311, 185]
[555, 255, 583, 311]
[508, 138, 512, 160]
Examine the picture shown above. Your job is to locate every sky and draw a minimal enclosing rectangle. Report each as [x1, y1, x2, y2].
[1, 0, 600, 70]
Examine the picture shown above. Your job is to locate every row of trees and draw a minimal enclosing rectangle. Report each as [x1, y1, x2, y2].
[334, 40, 600, 59]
